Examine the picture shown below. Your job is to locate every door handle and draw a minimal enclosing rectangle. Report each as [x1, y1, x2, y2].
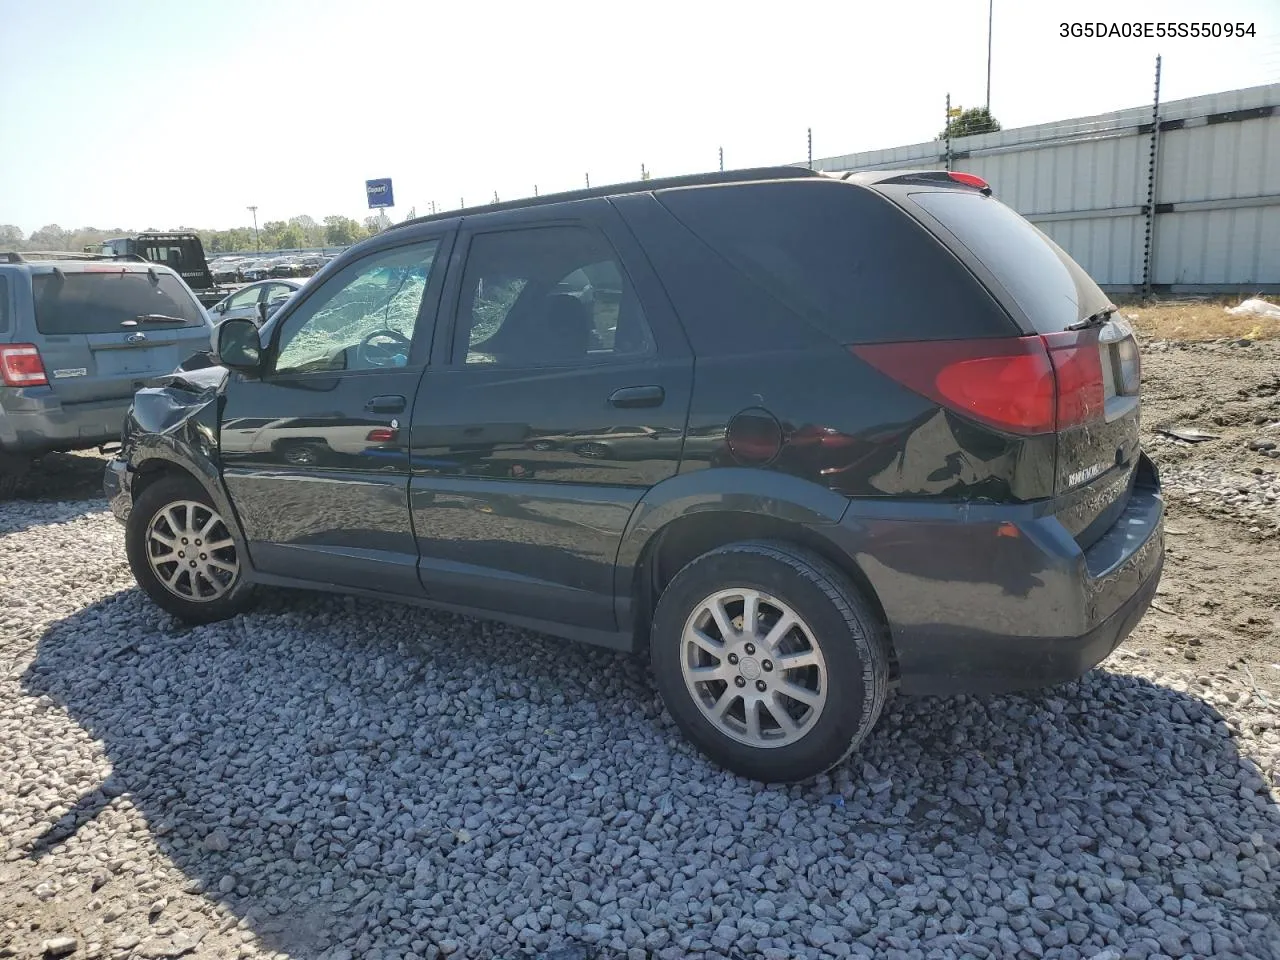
[366, 395, 406, 414]
[608, 385, 664, 408]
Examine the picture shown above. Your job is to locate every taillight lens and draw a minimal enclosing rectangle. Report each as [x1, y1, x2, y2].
[1043, 331, 1105, 428]
[852, 333, 1105, 435]
[1114, 335, 1141, 396]
[1, 344, 49, 386]
[366, 428, 397, 442]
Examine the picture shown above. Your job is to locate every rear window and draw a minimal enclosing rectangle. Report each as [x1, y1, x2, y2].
[909, 190, 1111, 334]
[32, 271, 206, 335]
[655, 179, 1014, 344]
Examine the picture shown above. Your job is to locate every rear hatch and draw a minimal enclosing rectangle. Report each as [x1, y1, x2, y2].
[900, 183, 1142, 547]
[31, 266, 213, 404]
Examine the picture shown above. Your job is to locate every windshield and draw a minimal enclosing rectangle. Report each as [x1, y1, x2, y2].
[32, 271, 207, 334]
[910, 190, 1111, 333]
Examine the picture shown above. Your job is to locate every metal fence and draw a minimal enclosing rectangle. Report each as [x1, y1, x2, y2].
[811, 81, 1280, 294]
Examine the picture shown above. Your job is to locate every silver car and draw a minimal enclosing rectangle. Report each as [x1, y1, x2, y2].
[0, 252, 215, 496]
[206, 278, 307, 327]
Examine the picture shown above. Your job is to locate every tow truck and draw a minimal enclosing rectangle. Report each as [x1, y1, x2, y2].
[87, 232, 233, 307]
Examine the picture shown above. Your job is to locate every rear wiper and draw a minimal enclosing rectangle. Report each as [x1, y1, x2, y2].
[126, 314, 188, 325]
[1065, 305, 1117, 331]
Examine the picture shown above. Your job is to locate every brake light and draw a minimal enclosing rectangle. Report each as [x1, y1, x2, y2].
[1043, 331, 1105, 428]
[948, 171, 990, 191]
[366, 428, 397, 442]
[0, 344, 49, 386]
[851, 333, 1104, 435]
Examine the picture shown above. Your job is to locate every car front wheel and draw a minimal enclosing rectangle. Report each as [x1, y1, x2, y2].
[650, 540, 890, 783]
[125, 475, 255, 624]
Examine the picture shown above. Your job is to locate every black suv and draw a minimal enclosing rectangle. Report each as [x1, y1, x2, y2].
[104, 167, 1164, 783]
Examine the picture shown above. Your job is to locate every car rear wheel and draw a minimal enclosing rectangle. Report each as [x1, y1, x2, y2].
[280, 442, 323, 467]
[651, 540, 890, 783]
[126, 475, 255, 624]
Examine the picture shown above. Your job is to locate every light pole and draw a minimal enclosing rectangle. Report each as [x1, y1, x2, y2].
[246, 205, 260, 253]
[985, 0, 993, 112]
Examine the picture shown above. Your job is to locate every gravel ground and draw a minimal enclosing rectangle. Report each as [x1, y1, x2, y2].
[1, 342, 1279, 960]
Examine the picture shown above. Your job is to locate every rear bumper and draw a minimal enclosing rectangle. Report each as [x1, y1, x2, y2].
[896, 553, 1163, 695]
[0, 389, 131, 455]
[816, 453, 1165, 695]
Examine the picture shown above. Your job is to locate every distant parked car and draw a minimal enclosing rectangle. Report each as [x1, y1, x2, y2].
[270, 261, 303, 279]
[206, 278, 306, 327]
[211, 260, 245, 284]
[1, 252, 213, 497]
[239, 261, 271, 282]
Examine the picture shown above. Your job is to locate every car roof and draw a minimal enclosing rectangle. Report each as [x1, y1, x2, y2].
[0, 253, 184, 279]
[389, 165, 823, 232]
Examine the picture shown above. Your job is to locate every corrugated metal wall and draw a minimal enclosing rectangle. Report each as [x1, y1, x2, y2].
[813, 84, 1280, 292]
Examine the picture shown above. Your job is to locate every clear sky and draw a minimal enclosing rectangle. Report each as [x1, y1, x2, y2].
[1, 0, 1277, 234]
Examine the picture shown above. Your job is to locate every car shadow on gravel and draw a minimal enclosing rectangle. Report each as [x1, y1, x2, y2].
[20, 585, 1280, 960]
[0, 452, 110, 534]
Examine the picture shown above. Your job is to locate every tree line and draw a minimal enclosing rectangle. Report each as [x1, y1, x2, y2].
[0, 212, 399, 257]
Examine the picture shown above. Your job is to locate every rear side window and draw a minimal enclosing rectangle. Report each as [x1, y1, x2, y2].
[32, 271, 206, 334]
[0, 275, 9, 333]
[656, 180, 1013, 344]
[455, 226, 655, 366]
[909, 190, 1111, 334]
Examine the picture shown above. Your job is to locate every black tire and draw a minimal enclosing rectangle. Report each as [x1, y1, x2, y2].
[0, 452, 31, 500]
[575, 442, 610, 459]
[279, 442, 322, 467]
[650, 540, 890, 784]
[126, 475, 255, 624]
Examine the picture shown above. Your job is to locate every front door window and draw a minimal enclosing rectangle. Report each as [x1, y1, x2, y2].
[273, 240, 439, 375]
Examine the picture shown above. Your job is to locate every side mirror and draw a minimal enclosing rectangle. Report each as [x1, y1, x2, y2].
[215, 301, 228, 313]
[213, 318, 263, 374]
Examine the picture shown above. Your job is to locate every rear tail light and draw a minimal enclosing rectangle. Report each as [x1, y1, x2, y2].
[1042, 331, 1105, 428]
[366, 428, 397, 443]
[1113, 334, 1141, 395]
[851, 332, 1104, 435]
[1, 344, 49, 386]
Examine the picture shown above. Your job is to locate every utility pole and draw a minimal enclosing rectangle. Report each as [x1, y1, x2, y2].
[534, 185, 538, 197]
[945, 94, 952, 171]
[807, 128, 813, 170]
[719, 146, 724, 172]
[585, 172, 591, 188]
[985, 0, 993, 112]
[246, 205, 259, 253]
[1142, 54, 1163, 299]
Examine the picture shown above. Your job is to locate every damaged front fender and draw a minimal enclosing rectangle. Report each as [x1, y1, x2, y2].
[112, 365, 249, 558]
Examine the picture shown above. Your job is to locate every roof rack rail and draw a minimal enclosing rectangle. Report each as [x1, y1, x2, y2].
[393, 165, 823, 231]
[11, 251, 148, 263]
